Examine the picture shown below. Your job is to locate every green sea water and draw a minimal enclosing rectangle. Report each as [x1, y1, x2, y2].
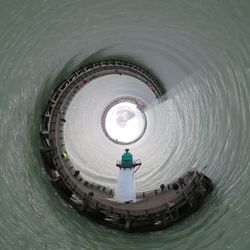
[0, 0, 250, 249]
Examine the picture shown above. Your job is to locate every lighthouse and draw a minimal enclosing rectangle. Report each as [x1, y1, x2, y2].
[114, 149, 141, 203]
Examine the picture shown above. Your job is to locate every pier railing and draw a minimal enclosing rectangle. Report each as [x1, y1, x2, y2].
[40, 60, 208, 219]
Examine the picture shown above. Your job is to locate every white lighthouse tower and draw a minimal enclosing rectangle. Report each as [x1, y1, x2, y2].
[114, 149, 141, 203]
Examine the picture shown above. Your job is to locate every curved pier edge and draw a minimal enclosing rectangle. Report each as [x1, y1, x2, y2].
[74, 170, 213, 233]
[40, 59, 213, 232]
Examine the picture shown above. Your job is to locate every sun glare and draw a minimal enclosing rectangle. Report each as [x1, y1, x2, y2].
[104, 101, 146, 144]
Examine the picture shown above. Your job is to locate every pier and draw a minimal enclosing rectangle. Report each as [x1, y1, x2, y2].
[40, 60, 212, 232]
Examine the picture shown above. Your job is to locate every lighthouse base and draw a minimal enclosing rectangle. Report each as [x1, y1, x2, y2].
[114, 168, 136, 203]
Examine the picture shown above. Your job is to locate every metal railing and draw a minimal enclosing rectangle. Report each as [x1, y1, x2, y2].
[39, 60, 208, 219]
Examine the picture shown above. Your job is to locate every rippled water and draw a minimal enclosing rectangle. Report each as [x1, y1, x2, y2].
[0, 0, 250, 249]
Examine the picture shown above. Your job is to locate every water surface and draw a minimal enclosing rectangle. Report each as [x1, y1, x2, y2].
[0, 0, 250, 249]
